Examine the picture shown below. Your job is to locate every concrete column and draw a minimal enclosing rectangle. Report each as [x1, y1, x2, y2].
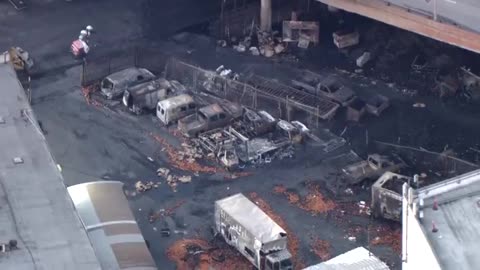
[260, 0, 272, 32]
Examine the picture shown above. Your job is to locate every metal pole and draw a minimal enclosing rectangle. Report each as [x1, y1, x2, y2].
[433, 0, 437, 21]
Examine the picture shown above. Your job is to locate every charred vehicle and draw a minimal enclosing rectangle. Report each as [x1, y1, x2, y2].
[342, 154, 406, 184]
[215, 193, 293, 270]
[122, 78, 173, 115]
[178, 102, 243, 137]
[291, 73, 356, 107]
[372, 172, 411, 221]
[156, 94, 196, 125]
[100, 67, 155, 99]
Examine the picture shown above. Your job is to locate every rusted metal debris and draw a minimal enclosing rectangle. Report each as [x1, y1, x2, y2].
[248, 192, 304, 269]
[149, 200, 186, 223]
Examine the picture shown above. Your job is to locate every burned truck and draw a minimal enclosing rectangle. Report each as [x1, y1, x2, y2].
[178, 102, 243, 137]
[215, 193, 293, 270]
[371, 172, 411, 221]
[342, 154, 406, 185]
[122, 78, 173, 115]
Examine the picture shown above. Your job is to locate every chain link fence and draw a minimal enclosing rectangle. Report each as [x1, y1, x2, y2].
[81, 47, 170, 87]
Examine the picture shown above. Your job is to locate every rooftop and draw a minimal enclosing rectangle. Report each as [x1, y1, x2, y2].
[0, 63, 101, 270]
[303, 247, 390, 270]
[416, 169, 480, 270]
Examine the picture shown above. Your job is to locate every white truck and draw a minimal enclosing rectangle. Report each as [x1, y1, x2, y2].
[215, 193, 293, 270]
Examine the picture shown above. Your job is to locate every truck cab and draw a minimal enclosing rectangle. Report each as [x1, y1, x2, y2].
[264, 249, 293, 270]
[372, 172, 411, 221]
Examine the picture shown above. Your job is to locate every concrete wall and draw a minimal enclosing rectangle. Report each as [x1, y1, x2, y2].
[402, 187, 442, 270]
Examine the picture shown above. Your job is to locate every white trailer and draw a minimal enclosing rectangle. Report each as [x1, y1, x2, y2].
[214, 193, 293, 270]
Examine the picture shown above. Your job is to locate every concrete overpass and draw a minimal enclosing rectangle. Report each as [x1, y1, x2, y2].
[316, 0, 480, 53]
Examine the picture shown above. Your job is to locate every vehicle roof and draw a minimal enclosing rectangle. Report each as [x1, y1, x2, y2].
[105, 67, 154, 85]
[157, 94, 194, 109]
[0, 63, 101, 270]
[127, 78, 171, 97]
[373, 171, 411, 189]
[215, 193, 287, 244]
[199, 103, 225, 117]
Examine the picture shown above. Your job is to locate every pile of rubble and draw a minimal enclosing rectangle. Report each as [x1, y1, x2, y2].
[248, 192, 304, 269]
[166, 238, 251, 270]
[135, 180, 160, 193]
[157, 167, 192, 192]
[309, 237, 331, 261]
[222, 30, 286, 58]
[151, 134, 221, 174]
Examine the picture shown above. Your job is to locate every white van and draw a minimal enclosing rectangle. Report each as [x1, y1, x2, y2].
[156, 94, 196, 125]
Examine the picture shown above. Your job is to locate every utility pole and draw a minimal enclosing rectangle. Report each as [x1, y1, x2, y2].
[260, 0, 272, 32]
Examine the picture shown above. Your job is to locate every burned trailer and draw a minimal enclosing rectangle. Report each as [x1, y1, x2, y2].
[372, 172, 411, 221]
[215, 193, 293, 270]
[122, 78, 173, 114]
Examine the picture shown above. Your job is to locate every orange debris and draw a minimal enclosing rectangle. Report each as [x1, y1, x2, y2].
[151, 133, 222, 174]
[248, 192, 304, 269]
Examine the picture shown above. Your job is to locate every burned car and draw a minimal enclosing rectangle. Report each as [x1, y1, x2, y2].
[371, 172, 411, 221]
[122, 78, 173, 115]
[100, 67, 155, 99]
[178, 102, 243, 137]
[342, 154, 406, 185]
[291, 73, 356, 107]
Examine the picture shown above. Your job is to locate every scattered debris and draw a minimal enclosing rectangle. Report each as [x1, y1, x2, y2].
[135, 180, 158, 193]
[310, 238, 331, 261]
[282, 21, 319, 45]
[370, 226, 402, 254]
[249, 46, 260, 56]
[356, 52, 371, 68]
[178, 175, 192, 183]
[413, 102, 426, 108]
[149, 200, 186, 223]
[333, 29, 359, 49]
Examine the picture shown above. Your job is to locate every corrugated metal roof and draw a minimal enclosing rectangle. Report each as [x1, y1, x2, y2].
[303, 247, 390, 270]
[68, 181, 157, 270]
